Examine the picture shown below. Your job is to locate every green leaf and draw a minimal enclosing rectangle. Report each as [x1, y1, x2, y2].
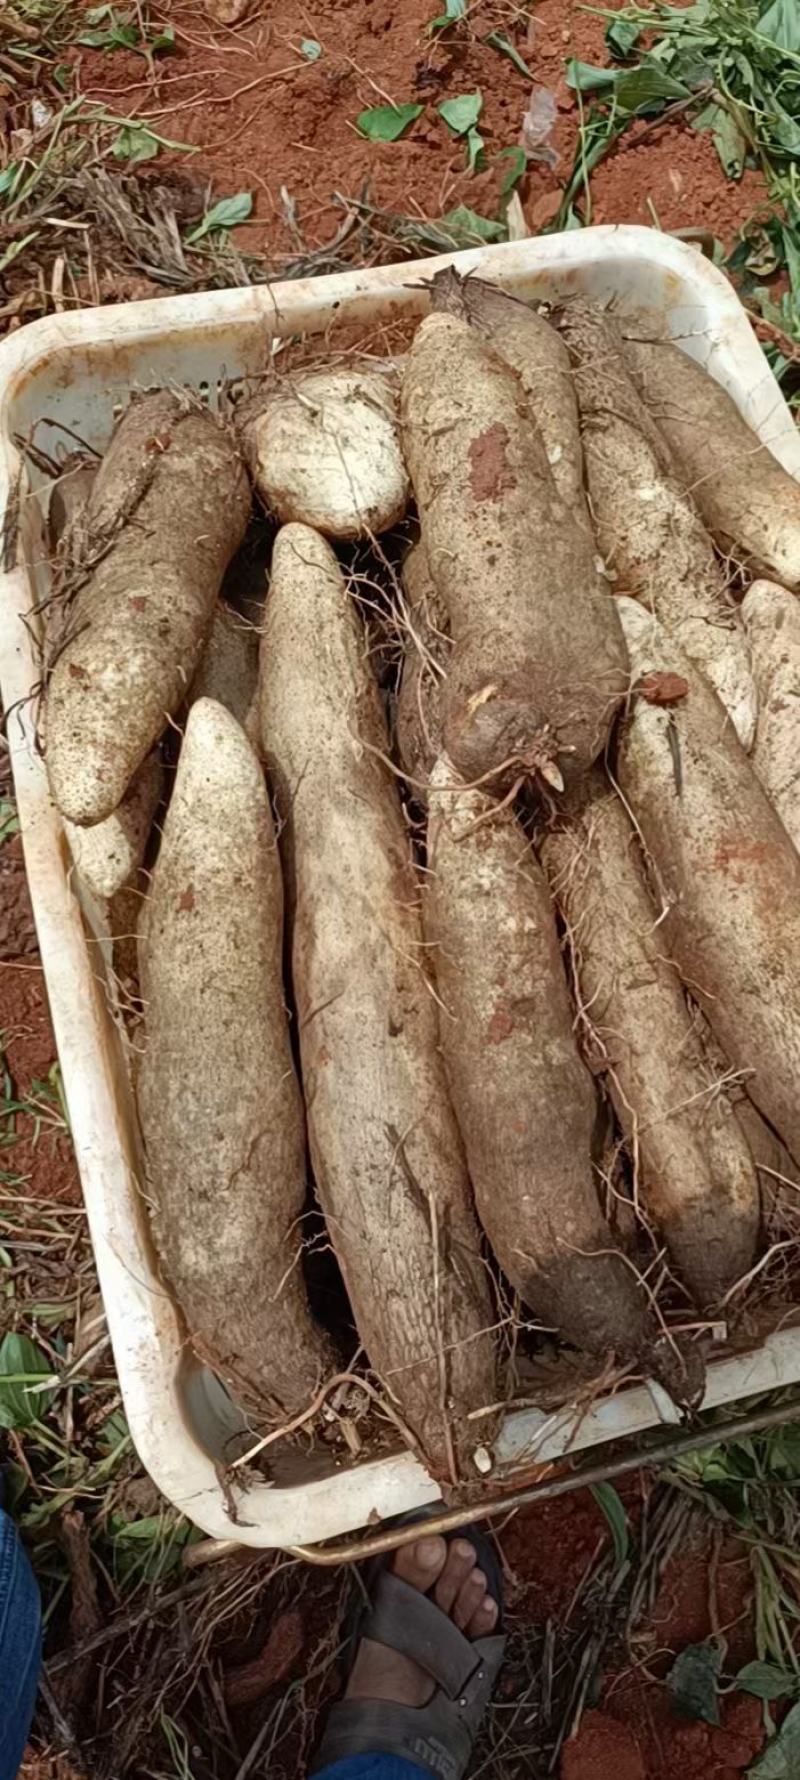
[98, 1405, 129, 1453]
[736, 1662, 797, 1703]
[357, 102, 423, 142]
[757, 0, 800, 52]
[565, 59, 619, 93]
[667, 1642, 722, 1727]
[466, 126, 485, 172]
[0, 163, 19, 198]
[748, 1702, 800, 1777]
[497, 145, 527, 196]
[438, 91, 483, 135]
[693, 100, 747, 178]
[0, 798, 20, 843]
[590, 1481, 630, 1567]
[77, 8, 173, 52]
[300, 37, 322, 60]
[112, 124, 160, 165]
[427, 0, 466, 31]
[77, 22, 134, 47]
[149, 23, 175, 52]
[439, 205, 507, 246]
[0, 232, 38, 274]
[605, 17, 641, 59]
[771, 101, 800, 155]
[483, 28, 532, 77]
[184, 190, 253, 244]
[0, 1332, 56, 1429]
[614, 65, 692, 112]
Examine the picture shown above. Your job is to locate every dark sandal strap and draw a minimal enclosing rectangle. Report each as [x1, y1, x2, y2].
[309, 1633, 506, 1780]
[362, 1573, 484, 1699]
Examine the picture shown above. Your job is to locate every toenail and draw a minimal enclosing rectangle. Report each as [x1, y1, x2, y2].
[471, 1570, 485, 1590]
[415, 1536, 444, 1569]
[453, 1540, 474, 1561]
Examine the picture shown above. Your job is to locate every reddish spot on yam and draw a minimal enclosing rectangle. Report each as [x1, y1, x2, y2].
[130, 596, 147, 613]
[468, 423, 516, 503]
[68, 662, 88, 681]
[712, 835, 773, 881]
[177, 885, 195, 911]
[488, 1004, 513, 1044]
[637, 671, 689, 706]
[147, 432, 171, 453]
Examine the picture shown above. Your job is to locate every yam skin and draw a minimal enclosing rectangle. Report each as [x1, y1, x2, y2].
[47, 452, 97, 562]
[400, 311, 628, 791]
[189, 599, 259, 731]
[137, 697, 333, 1419]
[538, 770, 760, 1310]
[241, 369, 409, 541]
[45, 393, 250, 827]
[616, 597, 800, 1166]
[64, 750, 163, 902]
[429, 269, 589, 520]
[425, 754, 654, 1362]
[559, 302, 756, 751]
[259, 524, 497, 1482]
[626, 337, 800, 589]
[394, 541, 451, 790]
[696, 1013, 799, 1243]
[741, 579, 800, 849]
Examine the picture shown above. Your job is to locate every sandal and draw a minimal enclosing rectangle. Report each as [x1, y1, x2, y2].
[310, 1520, 506, 1780]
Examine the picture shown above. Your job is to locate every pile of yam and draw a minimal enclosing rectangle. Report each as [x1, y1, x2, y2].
[36, 266, 800, 1487]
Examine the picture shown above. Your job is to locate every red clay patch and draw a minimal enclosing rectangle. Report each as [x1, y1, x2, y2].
[487, 1003, 513, 1043]
[713, 835, 773, 877]
[468, 424, 516, 503]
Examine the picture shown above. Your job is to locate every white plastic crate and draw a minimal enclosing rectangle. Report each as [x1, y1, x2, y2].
[2, 226, 800, 1553]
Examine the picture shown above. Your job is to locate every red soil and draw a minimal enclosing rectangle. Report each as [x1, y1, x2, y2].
[70, 0, 767, 271]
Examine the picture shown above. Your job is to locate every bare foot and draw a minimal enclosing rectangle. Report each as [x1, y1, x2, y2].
[346, 1536, 499, 1709]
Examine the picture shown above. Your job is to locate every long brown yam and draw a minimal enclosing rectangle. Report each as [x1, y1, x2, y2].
[625, 336, 800, 589]
[425, 754, 658, 1365]
[259, 523, 497, 1482]
[558, 301, 756, 750]
[741, 578, 800, 850]
[695, 1013, 800, 1243]
[616, 597, 800, 1165]
[538, 769, 760, 1310]
[394, 541, 450, 790]
[430, 269, 589, 519]
[45, 393, 250, 826]
[400, 307, 628, 791]
[137, 697, 334, 1419]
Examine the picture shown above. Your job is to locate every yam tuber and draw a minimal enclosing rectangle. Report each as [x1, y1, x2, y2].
[741, 578, 800, 850]
[425, 754, 658, 1359]
[429, 269, 589, 519]
[137, 697, 333, 1418]
[616, 597, 800, 1166]
[538, 769, 760, 1309]
[401, 306, 628, 790]
[559, 301, 756, 749]
[259, 523, 497, 1481]
[625, 336, 800, 589]
[45, 393, 250, 826]
[241, 368, 409, 540]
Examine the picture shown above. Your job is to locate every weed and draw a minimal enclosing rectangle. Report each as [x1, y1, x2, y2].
[554, 0, 800, 379]
[668, 1413, 800, 1675]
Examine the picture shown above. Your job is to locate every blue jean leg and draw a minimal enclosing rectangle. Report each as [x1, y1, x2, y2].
[0, 1507, 41, 1780]
[315, 1760, 430, 1780]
